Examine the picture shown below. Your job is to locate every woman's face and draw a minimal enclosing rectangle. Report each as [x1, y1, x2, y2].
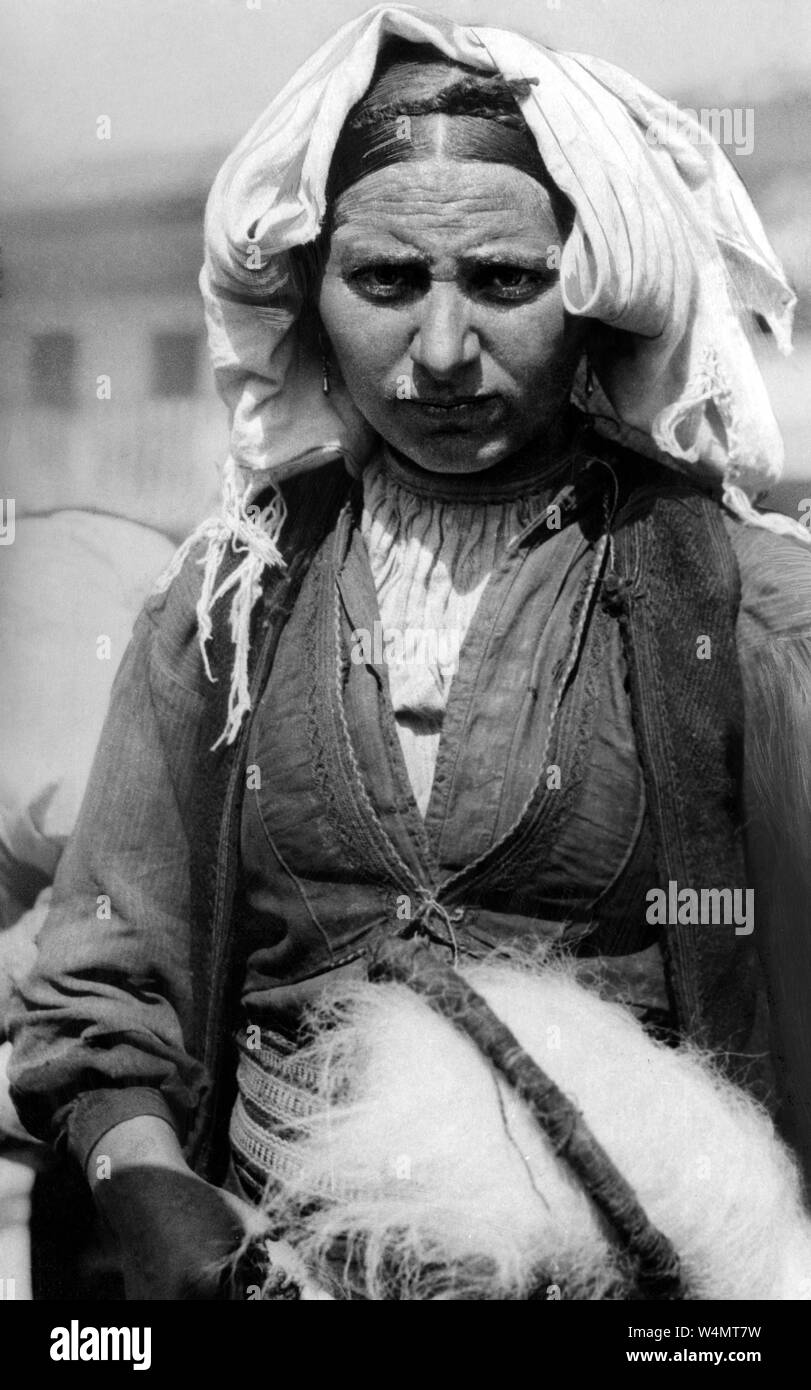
[318, 157, 585, 474]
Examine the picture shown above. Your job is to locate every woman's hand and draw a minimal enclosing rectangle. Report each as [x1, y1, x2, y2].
[87, 1117, 269, 1300]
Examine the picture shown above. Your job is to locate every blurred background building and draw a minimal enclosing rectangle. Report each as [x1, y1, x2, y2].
[1, 147, 225, 541]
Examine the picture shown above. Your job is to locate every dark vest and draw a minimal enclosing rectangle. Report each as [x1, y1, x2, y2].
[186, 438, 765, 1183]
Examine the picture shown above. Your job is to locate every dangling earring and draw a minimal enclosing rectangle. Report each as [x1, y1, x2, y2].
[319, 331, 331, 395]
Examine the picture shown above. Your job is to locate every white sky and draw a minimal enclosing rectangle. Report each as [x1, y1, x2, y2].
[4, 0, 811, 191]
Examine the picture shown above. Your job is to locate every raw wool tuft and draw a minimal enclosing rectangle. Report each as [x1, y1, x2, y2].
[153, 455, 287, 748]
[255, 951, 811, 1300]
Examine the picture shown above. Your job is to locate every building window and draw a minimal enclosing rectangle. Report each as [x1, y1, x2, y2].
[150, 330, 200, 398]
[30, 332, 77, 408]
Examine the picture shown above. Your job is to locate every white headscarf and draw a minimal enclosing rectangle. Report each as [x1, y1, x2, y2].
[159, 3, 806, 745]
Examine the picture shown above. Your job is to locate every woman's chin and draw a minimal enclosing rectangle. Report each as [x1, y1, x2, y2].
[388, 434, 518, 476]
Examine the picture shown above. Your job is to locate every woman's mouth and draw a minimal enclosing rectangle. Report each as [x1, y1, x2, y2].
[406, 395, 502, 428]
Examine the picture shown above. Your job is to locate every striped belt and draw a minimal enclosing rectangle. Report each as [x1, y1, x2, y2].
[229, 1026, 324, 1204]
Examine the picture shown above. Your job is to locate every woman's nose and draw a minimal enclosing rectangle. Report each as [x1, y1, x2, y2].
[410, 283, 479, 380]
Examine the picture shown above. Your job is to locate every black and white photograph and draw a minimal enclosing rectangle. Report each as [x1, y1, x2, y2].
[2, 0, 811, 1354]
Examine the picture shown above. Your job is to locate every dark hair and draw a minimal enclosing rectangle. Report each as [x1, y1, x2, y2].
[290, 40, 572, 304]
[339, 38, 540, 128]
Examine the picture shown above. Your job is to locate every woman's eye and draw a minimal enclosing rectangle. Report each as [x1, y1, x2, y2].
[472, 266, 547, 301]
[345, 262, 549, 303]
[349, 265, 417, 300]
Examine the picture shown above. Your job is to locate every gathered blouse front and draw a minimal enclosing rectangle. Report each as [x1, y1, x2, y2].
[237, 443, 666, 1038]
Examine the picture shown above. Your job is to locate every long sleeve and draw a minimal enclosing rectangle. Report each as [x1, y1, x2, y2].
[7, 549, 211, 1171]
[727, 517, 811, 1186]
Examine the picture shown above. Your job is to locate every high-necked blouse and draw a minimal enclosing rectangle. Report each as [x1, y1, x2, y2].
[361, 445, 581, 817]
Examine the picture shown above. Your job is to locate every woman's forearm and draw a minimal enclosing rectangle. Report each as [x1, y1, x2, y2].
[8, 591, 210, 1155]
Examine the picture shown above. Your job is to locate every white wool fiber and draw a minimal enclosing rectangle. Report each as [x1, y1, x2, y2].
[257, 952, 811, 1300]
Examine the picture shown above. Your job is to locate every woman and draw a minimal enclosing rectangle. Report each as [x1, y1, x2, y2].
[9, 6, 811, 1300]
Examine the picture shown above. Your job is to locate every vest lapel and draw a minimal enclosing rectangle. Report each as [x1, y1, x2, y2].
[611, 475, 761, 1068]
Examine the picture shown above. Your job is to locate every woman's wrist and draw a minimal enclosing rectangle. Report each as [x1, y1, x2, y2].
[86, 1114, 188, 1189]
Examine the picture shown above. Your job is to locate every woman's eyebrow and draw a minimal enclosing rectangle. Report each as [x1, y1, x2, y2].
[331, 245, 554, 272]
[460, 246, 554, 267]
[331, 238, 432, 264]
